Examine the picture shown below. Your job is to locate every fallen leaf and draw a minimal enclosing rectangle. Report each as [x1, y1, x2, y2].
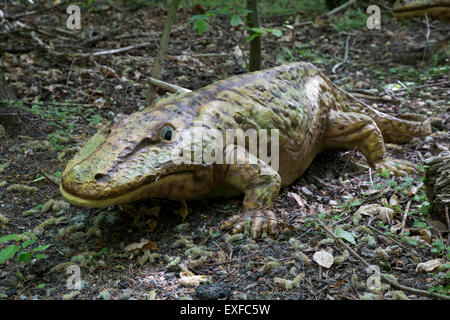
[378, 207, 394, 224]
[289, 192, 307, 207]
[179, 271, 208, 287]
[355, 204, 382, 216]
[313, 250, 334, 268]
[419, 229, 432, 244]
[124, 238, 150, 252]
[416, 259, 444, 272]
[389, 193, 400, 207]
[180, 200, 188, 221]
[335, 228, 356, 245]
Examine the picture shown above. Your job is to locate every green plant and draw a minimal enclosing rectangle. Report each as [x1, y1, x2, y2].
[0, 234, 51, 264]
[331, 8, 367, 32]
[431, 239, 450, 259]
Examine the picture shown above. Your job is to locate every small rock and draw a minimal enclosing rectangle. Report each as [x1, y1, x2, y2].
[0, 214, 8, 224]
[361, 292, 381, 300]
[300, 186, 313, 199]
[195, 282, 232, 300]
[119, 288, 133, 300]
[173, 223, 190, 233]
[361, 247, 374, 258]
[393, 290, 410, 300]
[374, 247, 389, 260]
[97, 290, 111, 300]
[5, 276, 18, 287]
[62, 291, 80, 300]
[231, 292, 248, 300]
[71, 254, 86, 264]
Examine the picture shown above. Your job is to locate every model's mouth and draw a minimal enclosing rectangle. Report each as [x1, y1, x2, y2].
[60, 171, 193, 208]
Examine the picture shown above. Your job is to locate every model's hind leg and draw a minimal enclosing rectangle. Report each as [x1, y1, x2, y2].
[323, 110, 415, 175]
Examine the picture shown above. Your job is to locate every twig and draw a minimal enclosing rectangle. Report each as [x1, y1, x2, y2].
[207, 20, 249, 71]
[367, 225, 424, 258]
[446, 207, 450, 246]
[39, 170, 59, 187]
[315, 218, 450, 300]
[324, 0, 356, 17]
[147, 0, 181, 106]
[332, 35, 350, 73]
[400, 200, 412, 235]
[422, 13, 430, 62]
[349, 92, 401, 104]
[91, 42, 153, 56]
[31, 30, 153, 58]
[4, 1, 67, 19]
[147, 77, 191, 94]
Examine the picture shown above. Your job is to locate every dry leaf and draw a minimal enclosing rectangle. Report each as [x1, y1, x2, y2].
[378, 207, 394, 224]
[389, 193, 400, 207]
[416, 259, 444, 272]
[419, 229, 432, 244]
[179, 271, 208, 287]
[313, 250, 334, 268]
[99, 65, 118, 78]
[355, 204, 382, 216]
[180, 200, 188, 221]
[390, 223, 403, 234]
[289, 192, 307, 207]
[124, 238, 153, 252]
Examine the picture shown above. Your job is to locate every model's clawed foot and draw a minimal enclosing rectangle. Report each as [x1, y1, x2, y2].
[375, 157, 417, 176]
[220, 209, 279, 239]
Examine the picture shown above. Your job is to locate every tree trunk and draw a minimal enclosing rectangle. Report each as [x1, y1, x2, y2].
[424, 153, 450, 223]
[146, 0, 181, 106]
[0, 70, 21, 137]
[247, 0, 261, 72]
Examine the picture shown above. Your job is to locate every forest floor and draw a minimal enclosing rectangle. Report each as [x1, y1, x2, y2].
[0, 1, 449, 300]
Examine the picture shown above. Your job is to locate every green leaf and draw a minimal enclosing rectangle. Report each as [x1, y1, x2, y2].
[33, 254, 47, 260]
[0, 234, 20, 243]
[271, 29, 282, 37]
[246, 33, 259, 42]
[193, 18, 209, 35]
[248, 27, 265, 34]
[32, 244, 51, 252]
[22, 238, 36, 249]
[17, 252, 32, 263]
[36, 283, 46, 289]
[0, 245, 20, 263]
[335, 228, 356, 245]
[230, 14, 242, 27]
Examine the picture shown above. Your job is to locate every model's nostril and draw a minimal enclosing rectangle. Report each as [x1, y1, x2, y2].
[94, 173, 109, 183]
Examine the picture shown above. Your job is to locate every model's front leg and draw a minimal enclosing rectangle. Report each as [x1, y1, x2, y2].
[220, 145, 281, 239]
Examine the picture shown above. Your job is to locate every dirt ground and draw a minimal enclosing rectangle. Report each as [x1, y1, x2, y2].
[0, 1, 449, 300]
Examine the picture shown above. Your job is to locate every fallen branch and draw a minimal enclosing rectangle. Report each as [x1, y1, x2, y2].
[332, 35, 350, 73]
[315, 218, 450, 300]
[324, 0, 356, 17]
[400, 200, 412, 235]
[91, 42, 153, 56]
[31, 31, 153, 58]
[147, 77, 191, 94]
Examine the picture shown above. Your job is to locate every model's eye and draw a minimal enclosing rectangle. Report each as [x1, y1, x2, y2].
[160, 125, 175, 142]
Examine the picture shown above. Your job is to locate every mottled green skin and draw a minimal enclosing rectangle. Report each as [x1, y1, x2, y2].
[60, 62, 431, 237]
[393, 0, 450, 21]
